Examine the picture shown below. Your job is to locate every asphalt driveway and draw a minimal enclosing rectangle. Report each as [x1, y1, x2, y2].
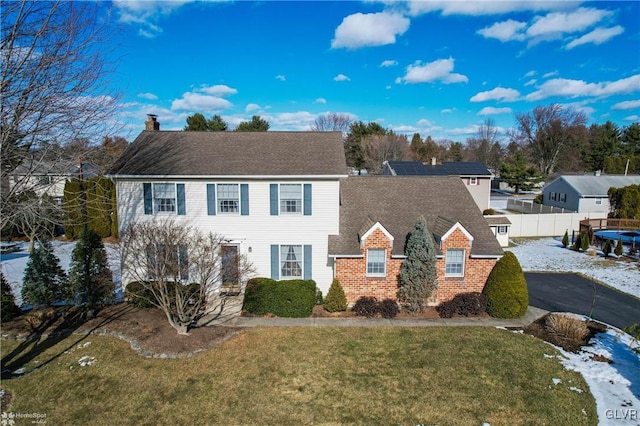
[525, 272, 640, 330]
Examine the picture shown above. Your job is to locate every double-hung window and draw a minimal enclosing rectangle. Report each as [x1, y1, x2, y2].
[217, 184, 239, 214]
[280, 245, 303, 278]
[366, 249, 386, 276]
[153, 183, 176, 213]
[469, 177, 478, 185]
[146, 244, 189, 282]
[280, 184, 302, 214]
[497, 226, 508, 235]
[445, 249, 465, 277]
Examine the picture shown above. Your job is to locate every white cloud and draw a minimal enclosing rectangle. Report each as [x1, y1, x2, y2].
[478, 106, 512, 116]
[398, 58, 468, 84]
[612, 100, 640, 110]
[334, 74, 351, 82]
[543, 71, 559, 78]
[380, 60, 398, 67]
[331, 12, 410, 49]
[137, 92, 158, 100]
[406, 1, 572, 17]
[245, 103, 261, 112]
[417, 118, 433, 127]
[200, 84, 237, 97]
[524, 79, 537, 87]
[624, 115, 640, 121]
[565, 26, 624, 49]
[114, 0, 193, 38]
[524, 70, 537, 78]
[440, 108, 454, 113]
[170, 84, 237, 112]
[527, 8, 612, 39]
[470, 87, 520, 102]
[314, 98, 327, 104]
[477, 19, 526, 42]
[276, 75, 286, 81]
[526, 75, 640, 101]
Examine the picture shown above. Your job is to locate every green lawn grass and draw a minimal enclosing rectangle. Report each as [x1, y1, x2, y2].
[1, 327, 596, 425]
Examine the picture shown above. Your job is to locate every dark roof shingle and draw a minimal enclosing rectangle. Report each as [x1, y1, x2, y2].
[109, 131, 347, 176]
[329, 176, 503, 257]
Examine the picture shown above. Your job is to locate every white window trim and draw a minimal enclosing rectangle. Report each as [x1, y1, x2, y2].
[217, 183, 240, 215]
[279, 184, 303, 215]
[366, 248, 386, 277]
[497, 226, 508, 235]
[469, 177, 478, 185]
[153, 182, 177, 214]
[445, 249, 465, 277]
[280, 244, 304, 279]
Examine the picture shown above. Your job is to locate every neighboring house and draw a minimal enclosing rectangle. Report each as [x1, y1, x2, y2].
[382, 160, 493, 212]
[108, 121, 348, 294]
[7, 159, 99, 205]
[109, 118, 502, 303]
[485, 216, 512, 248]
[329, 176, 503, 305]
[543, 174, 640, 214]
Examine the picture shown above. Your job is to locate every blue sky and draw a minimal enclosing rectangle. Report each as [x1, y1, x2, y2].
[107, 1, 640, 141]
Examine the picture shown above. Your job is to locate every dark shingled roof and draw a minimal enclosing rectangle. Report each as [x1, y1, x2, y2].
[109, 131, 348, 176]
[386, 161, 492, 176]
[329, 176, 503, 257]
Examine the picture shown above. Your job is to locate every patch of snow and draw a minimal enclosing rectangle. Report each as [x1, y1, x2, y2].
[509, 237, 640, 299]
[78, 356, 97, 367]
[569, 386, 584, 393]
[556, 326, 640, 425]
[78, 342, 92, 349]
[552, 378, 562, 385]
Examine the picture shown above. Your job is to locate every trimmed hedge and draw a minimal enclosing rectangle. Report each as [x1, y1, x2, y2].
[482, 251, 528, 319]
[243, 278, 317, 317]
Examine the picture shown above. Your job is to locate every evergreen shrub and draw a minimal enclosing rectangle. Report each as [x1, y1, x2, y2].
[614, 238, 624, 256]
[21, 239, 67, 306]
[124, 281, 156, 308]
[436, 292, 487, 318]
[68, 228, 114, 309]
[243, 278, 316, 317]
[380, 299, 400, 319]
[482, 252, 528, 319]
[562, 230, 569, 248]
[602, 240, 612, 257]
[323, 279, 347, 312]
[352, 296, 380, 318]
[580, 233, 590, 251]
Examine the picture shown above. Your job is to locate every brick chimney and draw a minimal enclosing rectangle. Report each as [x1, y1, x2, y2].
[145, 114, 160, 131]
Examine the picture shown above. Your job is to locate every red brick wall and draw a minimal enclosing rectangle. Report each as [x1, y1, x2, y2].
[335, 227, 498, 305]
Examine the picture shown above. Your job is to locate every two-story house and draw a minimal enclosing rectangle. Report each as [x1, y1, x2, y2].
[382, 160, 493, 212]
[110, 117, 503, 303]
[108, 117, 348, 293]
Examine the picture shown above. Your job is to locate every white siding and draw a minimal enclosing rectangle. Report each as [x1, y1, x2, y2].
[116, 178, 341, 293]
[463, 177, 491, 212]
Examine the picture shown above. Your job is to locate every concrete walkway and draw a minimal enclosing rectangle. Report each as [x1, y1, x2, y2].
[213, 306, 548, 328]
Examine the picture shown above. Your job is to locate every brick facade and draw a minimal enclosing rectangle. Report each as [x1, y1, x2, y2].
[336, 226, 498, 305]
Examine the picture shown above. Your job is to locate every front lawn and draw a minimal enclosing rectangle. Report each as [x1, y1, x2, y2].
[1, 327, 596, 425]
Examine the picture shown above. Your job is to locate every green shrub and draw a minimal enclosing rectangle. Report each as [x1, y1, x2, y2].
[324, 279, 347, 312]
[580, 233, 590, 251]
[572, 233, 582, 251]
[315, 288, 324, 305]
[243, 278, 316, 317]
[533, 193, 543, 204]
[1, 272, 20, 323]
[614, 238, 624, 256]
[602, 240, 612, 257]
[124, 281, 156, 308]
[482, 252, 528, 319]
[352, 296, 380, 318]
[562, 230, 569, 248]
[482, 208, 495, 215]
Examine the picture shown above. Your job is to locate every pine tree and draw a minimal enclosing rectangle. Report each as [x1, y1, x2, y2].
[602, 240, 612, 257]
[68, 228, 114, 310]
[562, 230, 569, 248]
[398, 216, 438, 313]
[614, 238, 624, 257]
[1, 272, 20, 323]
[572, 233, 582, 251]
[581, 233, 590, 251]
[21, 239, 67, 306]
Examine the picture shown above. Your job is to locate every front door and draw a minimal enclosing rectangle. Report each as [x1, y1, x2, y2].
[221, 245, 239, 287]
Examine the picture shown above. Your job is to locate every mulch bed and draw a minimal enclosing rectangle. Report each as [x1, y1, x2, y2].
[521, 314, 608, 352]
[1, 304, 242, 357]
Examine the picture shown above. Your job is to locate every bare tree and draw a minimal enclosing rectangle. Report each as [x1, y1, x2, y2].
[311, 112, 353, 135]
[362, 133, 410, 173]
[120, 221, 255, 335]
[515, 104, 587, 175]
[465, 119, 503, 170]
[1, 1, 119, 234]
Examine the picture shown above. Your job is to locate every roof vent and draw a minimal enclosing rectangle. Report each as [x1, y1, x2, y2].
[145, 114, 160, 131]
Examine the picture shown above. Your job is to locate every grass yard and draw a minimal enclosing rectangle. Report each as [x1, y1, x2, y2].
[1, 327, 596, 425]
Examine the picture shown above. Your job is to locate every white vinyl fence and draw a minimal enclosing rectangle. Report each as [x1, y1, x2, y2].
[507, 198, 573, 214]
[495, 212, 608, 238]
